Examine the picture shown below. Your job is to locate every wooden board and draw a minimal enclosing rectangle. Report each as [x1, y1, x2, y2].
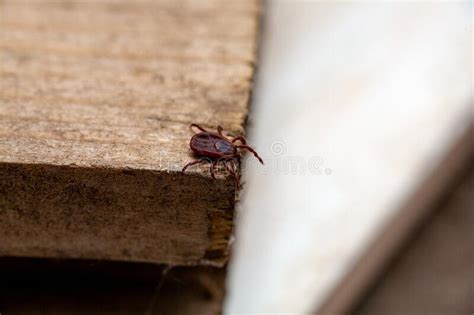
[0, 0, 259, 266]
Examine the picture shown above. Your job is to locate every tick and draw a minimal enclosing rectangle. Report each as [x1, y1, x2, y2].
[182, 123, 264, 189]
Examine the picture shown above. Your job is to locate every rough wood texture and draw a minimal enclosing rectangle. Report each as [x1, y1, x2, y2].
[0, 0, 259, 266]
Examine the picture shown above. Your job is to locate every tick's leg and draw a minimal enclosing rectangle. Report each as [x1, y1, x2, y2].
[217, 125, 225, 137]
[237, 145, 264, 165]
[233, 161, 241, 190]
[231, 135, 247, 145]
[218, 125, 235, 141]
[230, 160, 241, 185]
[190, 123, 207, 134]
[182, 159, 201, 172]
[224, 161, 240, 190]
[209, 161, 217, 179]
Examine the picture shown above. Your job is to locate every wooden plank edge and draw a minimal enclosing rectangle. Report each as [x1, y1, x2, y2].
[0, 162, 235, 267]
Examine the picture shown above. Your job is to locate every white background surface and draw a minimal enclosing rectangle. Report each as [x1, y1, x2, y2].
[225, 1, 472, 313]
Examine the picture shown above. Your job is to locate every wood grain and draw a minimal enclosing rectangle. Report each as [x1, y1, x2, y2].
[0, 0, 259, 266]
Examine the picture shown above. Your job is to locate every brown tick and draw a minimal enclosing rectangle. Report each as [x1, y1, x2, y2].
[182, 124, 264, 189]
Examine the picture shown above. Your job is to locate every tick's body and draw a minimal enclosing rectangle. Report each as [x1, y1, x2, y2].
[182, 124, 263, 189]
[190, 132, 236, 158]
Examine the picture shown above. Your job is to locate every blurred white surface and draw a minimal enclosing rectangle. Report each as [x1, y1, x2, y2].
[225, 1, 471, 313]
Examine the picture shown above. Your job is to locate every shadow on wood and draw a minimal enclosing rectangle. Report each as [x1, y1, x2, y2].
[0, 258, 225, 315]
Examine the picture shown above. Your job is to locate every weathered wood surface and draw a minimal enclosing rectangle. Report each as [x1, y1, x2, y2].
[0, 0, 259, 266]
